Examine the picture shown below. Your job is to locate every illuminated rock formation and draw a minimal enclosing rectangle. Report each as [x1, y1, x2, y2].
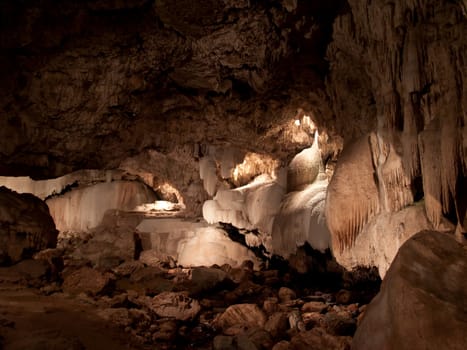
[47, 181, 157, 232]
[136, 219, 260, 269]
[353, 231, 467, 350]
[0, 0, 465, 281]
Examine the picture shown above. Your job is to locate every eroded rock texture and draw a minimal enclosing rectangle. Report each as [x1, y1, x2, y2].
[46, 180, 157, 231]
[353, 230, 467, 350]
[325, 0, 467, 270]
[0, 0, 466, 274]
[0, 0, 341, 180]
[0, 187, 57, 264]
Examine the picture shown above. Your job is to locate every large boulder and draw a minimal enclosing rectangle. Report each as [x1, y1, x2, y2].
[177, 227, 260, 269]
[62, 267, 113, 296]
[0, 186, 58, 264]
[353, 231, 467, 350]
[69, 209, 145, 269]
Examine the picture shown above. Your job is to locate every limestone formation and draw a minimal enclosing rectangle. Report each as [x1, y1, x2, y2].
[0, 0, 466, 347]
[46, 180, 157, 232]
[0, 187, 57, 264]
[135, 218, 261, 269]
[287, 140, 322, 192]
[326, 0, 467, 255]
[325, 135, 380, 253]
[333, 204, 441, 278]
[0, 170, 125, 200]
[353, 231, 467, 350]
[272, 179, 330, 256]
[177, 227, 260, 269]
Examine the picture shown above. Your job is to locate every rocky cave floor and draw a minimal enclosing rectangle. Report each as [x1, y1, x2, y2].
[0, 218, 380, 350]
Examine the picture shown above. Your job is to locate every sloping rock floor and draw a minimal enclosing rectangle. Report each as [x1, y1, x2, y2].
[0, 251, 379, 349]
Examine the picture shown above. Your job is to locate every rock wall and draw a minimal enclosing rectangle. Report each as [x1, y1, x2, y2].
[0, 0, 342, 179]
[325, 0, 467, 269]
[0, 186, 57, 264]
[0, 0, 465, 275]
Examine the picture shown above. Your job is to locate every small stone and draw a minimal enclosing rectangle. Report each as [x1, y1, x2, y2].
[264, 312, 289, 339]
[263, 297, 279, 315]
[302, 312, 324, 328]
[97, 308, 132, 328]
[288, 309, 304, 331]
[40, 283, 61, 295]
[224, 324, 249, 336]
[335, 289, 352, 304]
[262, 270, 280, 285]
[290, 327, 352, 350]
[215, 304, 267, 331]
[241, 260, 254, 271]
[152, 319, 178, 342]
[323, 312, 357, 336]
[278, 287, 296, 302]
[185, 266, 231, 295]
[112, 260, 145, 277]
[213, 335, 236, 350]
[62, 267, 112, 296]
[272, 340, 291, 350]
[301, 301, 327, 313]
[149, 292, 201, 321]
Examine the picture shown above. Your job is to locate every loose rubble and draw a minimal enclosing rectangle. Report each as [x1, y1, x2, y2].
[0, 239, 381, 350]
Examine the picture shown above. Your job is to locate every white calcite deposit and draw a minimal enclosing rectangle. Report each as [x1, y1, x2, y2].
[47, 180, 157, 232]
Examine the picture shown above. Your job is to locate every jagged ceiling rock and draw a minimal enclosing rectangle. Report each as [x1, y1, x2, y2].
[0, 0, 343, 179]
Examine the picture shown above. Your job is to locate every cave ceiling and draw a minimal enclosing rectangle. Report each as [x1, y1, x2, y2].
[0, 0, 346, 178]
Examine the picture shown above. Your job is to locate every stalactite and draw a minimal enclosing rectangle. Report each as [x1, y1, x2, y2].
[419, 122, 442, 227]
[326, 134, 380, 252]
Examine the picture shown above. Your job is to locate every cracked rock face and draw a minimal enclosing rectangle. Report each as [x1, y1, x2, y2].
[0, 0, 342, 179]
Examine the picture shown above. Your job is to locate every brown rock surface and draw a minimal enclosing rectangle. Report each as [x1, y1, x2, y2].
[353, 230, 467, 350]
[215, 303, 267, 331]
[0, 0, 339, 182]
[62, 267, 112, 296]
[0, 187, 57, 264]
[149, 291, 201, 321]
[0, 287, 148, 350]
[289, 327, 352, 350]
[325, 0, 467, 258]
